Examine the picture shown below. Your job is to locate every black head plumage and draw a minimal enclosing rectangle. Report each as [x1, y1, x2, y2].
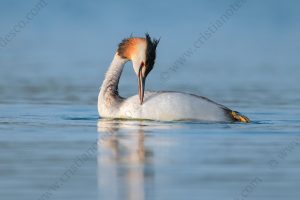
[145, 33, 160, 76]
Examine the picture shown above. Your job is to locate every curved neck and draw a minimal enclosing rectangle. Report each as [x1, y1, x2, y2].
[100, 53, 128, 99]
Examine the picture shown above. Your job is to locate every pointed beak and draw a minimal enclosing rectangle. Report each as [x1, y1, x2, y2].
[138, 68, 146, 105]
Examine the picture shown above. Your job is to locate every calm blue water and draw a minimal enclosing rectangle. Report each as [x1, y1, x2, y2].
[1, 103, 300, 200]
[1, 0, 300, 200]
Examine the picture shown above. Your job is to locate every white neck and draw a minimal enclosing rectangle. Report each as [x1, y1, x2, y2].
[99, 53, 128, 100]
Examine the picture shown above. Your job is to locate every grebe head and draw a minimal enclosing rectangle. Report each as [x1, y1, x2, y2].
[117, 33, 159, 105]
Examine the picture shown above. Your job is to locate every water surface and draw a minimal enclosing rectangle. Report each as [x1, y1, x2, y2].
[1, 1, 300, 199]
[1, 101, 300, 200]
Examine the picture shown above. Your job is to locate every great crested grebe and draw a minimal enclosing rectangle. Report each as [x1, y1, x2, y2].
[98, 34, 250, 122]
